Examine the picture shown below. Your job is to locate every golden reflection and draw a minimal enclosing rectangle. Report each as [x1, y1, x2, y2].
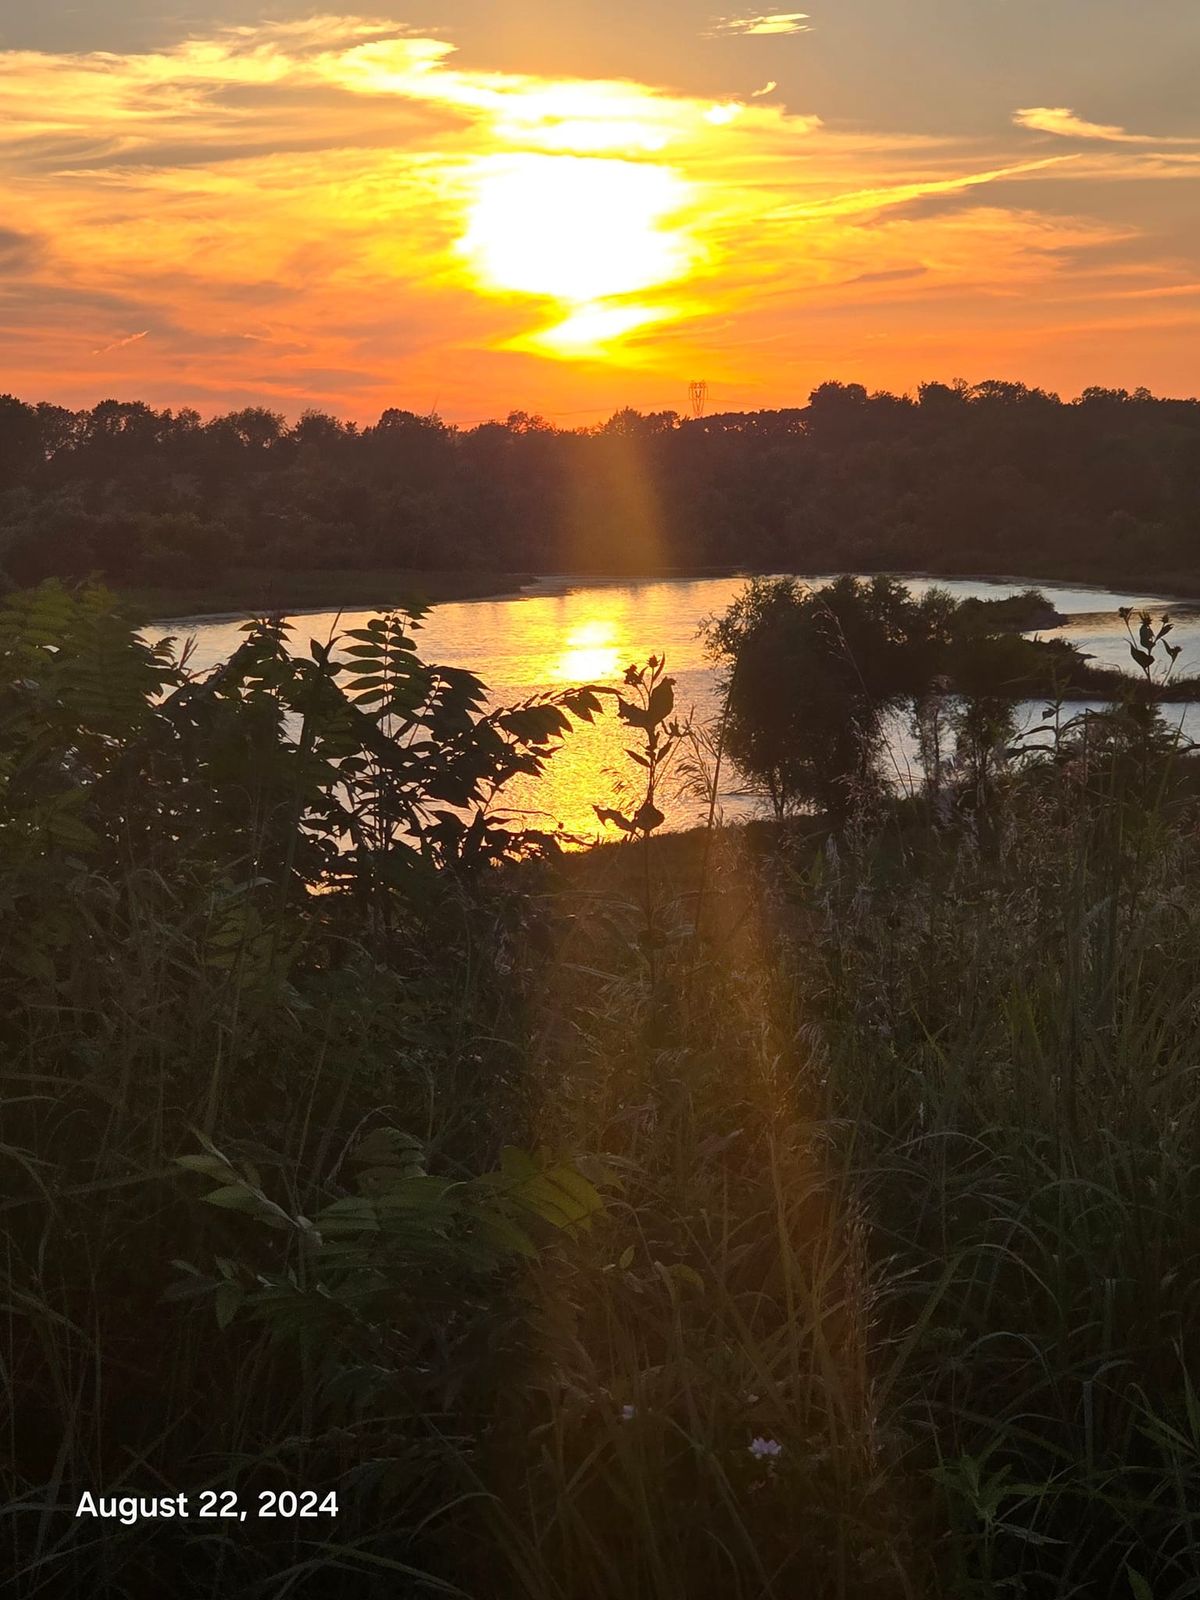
[553, 618, 623, 682]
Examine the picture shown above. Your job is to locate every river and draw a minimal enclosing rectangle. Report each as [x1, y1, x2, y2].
[164, 574, 1200, 839]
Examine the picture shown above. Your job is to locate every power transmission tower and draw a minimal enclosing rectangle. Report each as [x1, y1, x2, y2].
[688, 380, 708, 419]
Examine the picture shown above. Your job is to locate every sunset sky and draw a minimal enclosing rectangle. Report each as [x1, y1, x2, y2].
[2, 1, 1198, 422]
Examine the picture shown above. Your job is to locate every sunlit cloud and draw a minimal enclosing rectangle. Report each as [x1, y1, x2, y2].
[91, 329, 149, 356]
[526, 302, 674, 356]
[0, 18, 1197, 414]
[1014, 107, 1200, 146]
[708, 13, 811, 37]
[1117, 282, 1200, 300]
[751, 81, 778, 98]
[821, 156, 1072, 217]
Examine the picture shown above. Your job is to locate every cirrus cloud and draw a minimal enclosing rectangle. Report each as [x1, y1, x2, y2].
[1014, 106, 1200, 146]
[707, 13, 810, 38]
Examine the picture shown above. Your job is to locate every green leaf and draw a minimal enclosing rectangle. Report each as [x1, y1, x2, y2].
[45, 811, 98, 850]
[202, 1184, 261, 1213]
[175, 1154, 238, 1181]
[214, 1282, 243, 1329]
[654, 1260, 704, 1297]
[473, 1209, 539, 1259]
[499, 1146, 539, 1181]
[352, 1126, 426, 1180]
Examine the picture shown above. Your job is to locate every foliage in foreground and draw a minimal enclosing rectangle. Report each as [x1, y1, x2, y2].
[2, 580, 1200, 1598]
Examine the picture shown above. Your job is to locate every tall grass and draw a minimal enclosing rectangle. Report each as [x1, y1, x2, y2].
[445, 716, 1200, 1598]
[3, 585, 1200, 1597]
[800, 748, 1200, 1597]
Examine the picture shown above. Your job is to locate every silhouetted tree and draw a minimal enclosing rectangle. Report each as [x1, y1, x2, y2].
[0, 383, 1198, 593]
[705, 575, 956, 819]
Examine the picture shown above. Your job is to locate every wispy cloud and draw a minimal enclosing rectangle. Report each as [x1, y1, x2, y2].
[772, 155, 1079, 223]
[708, 13, 810, 38]
[1014, 106, 1200, 146]
[0, 21, 1196, 413]
[751, 81, 778, 98]
[91, 329, 149, 356]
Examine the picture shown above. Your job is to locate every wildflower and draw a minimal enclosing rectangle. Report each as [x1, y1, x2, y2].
[620, 1404, 636, 1422]
[748, 1436, 782, 1460]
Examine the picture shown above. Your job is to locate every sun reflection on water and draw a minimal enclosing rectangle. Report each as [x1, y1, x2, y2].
[172, 575, 1200, 846]
[553, 617, 624, 682]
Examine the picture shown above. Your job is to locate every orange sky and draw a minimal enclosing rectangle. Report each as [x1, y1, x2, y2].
[2, 9, 1198, 421]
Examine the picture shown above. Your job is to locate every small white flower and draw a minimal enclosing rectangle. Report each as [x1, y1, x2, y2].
[748, 1436, 783, 1460]
[620, 1404, 637, 1422]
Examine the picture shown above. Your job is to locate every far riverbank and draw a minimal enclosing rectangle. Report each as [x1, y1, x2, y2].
[131, 562, 1200, 627]
[123, 566, 536, 624]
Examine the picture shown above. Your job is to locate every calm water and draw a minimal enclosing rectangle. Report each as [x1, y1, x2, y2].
[165, 574, 1200, 839]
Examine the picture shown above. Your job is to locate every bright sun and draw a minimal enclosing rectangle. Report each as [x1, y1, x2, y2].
[458, 152, 695, 352]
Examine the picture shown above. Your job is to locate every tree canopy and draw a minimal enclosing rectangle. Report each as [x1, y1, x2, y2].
[1, 381, 1198, 597]
[704, 575, 956, 817]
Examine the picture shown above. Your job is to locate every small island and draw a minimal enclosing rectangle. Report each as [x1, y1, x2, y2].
[954, 586, 1068, 633]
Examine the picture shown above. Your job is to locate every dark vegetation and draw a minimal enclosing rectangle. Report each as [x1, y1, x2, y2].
[705, 575, 1199, 819]
[3, 572, 1200, 1598]
[956, 587, 1066, 632]
[2, 379, 1200, 609]
[121, 567, 533, 619]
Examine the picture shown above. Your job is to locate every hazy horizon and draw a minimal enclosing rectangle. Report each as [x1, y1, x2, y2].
[5, 378, 1199, 430]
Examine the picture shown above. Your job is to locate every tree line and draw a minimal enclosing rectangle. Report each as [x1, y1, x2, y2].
[1, 378, 1197, 596]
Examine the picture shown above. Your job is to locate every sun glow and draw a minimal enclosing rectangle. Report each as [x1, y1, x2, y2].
[4, 18, 1191, 410]
[554, 619, 624, 682]
[533, 302, 668, 353]
[458, 152, 698, 355]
